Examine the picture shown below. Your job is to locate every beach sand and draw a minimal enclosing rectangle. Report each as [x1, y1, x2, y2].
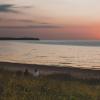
[0, 61, 100, 79]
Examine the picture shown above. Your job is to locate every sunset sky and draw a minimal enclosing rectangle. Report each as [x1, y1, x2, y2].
[0, 0, 100, 39]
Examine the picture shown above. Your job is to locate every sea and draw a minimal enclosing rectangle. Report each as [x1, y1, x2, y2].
[0, 40, 100, 69]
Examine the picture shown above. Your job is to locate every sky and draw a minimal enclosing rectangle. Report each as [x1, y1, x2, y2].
[0, 0, 100, 39]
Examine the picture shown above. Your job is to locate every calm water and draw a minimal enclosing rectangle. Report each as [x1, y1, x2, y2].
[0, 40, 100, 69]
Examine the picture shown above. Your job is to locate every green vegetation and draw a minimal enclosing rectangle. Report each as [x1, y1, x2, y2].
[0, 68, 100, 100]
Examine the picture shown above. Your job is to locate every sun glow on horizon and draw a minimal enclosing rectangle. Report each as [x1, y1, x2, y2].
[0, 0, 100, 39]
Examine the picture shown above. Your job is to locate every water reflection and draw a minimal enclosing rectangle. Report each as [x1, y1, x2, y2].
[0, 41, 100, 68]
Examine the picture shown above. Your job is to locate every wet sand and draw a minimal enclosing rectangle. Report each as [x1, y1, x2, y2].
[0, 61, 100, 79]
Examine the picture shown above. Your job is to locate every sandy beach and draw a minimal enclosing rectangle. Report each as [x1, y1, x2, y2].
[0, 61, 100, 80]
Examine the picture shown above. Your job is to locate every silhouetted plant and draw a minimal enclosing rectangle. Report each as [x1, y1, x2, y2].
[16, 70, 23, 76]
[0, 82, 4, 96]
[0, 68, 100, 100]
[24, 69, 29, 76]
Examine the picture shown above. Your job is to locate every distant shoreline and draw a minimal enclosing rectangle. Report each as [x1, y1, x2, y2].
[0, 61, 100, 79]
[0, 37, 40, 40]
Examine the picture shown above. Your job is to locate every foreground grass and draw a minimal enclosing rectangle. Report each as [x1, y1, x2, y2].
[0, 69, 100, 100]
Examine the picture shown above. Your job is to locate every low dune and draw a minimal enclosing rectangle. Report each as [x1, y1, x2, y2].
[0, 61, 100, 80]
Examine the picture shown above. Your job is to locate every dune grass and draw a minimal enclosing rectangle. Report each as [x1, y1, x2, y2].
[0, 68, 100, 100]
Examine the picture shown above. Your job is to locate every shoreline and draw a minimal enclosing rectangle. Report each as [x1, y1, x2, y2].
[0, 61, 100, 79]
